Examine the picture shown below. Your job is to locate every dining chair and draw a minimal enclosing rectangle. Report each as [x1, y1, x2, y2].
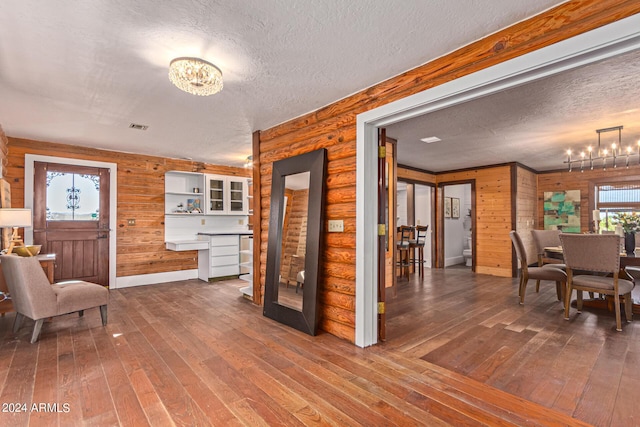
[559, 233, 633, 331]
[531, 229, 567, 290]
[1, 255, 109, 343]
[510, 231, 567, 305]
[396, 226, 412, 280]
[409, 225, 428, 277]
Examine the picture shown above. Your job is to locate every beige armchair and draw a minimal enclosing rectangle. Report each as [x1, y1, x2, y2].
[510, 231, 567, 304]
[1, 255, 108, 343]
[559, 233, 633, 331]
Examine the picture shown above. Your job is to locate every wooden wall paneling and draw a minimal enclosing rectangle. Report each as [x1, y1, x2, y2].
[6, 138, 250, 280]
[258, 3, 640, 341]
[537, 165, 640, 231]
[515, 166, 538, 269]
[397, 166, 437, 184]
[252, 130, 262, 304]
[0, 125, 8, 179]
[436, 166, 512, 277]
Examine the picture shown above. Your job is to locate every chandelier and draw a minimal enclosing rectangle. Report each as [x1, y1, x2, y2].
[565, 126, 639, 172]
[168, 57, 223, 96]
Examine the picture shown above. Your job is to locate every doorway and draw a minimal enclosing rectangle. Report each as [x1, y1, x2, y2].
[24, 154, 117, 288]
[33, 162, 110, 286]
[442, 183, 474, 270]
[355, 16, 640, 347]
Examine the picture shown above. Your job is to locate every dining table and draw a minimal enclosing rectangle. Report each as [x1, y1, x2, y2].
[544, 245, 640, 315]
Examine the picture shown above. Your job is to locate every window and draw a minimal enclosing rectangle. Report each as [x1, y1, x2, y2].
[46, 172, 100, 221]
[595, 182, 640, 230]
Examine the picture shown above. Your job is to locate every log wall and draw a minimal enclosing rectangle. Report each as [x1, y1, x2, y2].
[6, 137, 250, 278]
[256, 1, 640, 343]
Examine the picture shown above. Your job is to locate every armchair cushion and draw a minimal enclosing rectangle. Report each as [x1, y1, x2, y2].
[53, 280, 108, 315]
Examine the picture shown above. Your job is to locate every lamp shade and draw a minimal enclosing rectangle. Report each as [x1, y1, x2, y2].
[0, 208, 32, 228]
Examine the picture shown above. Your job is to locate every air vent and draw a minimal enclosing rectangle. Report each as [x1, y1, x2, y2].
[129, 123, 149, 131]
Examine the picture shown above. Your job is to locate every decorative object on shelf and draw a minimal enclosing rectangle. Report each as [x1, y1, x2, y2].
[0, 208, 32, 254]
[13, 245, 41, 257]
[543, 190, 580, 232]
[612, 212, 640, 255]
[168, 57, 223, 96]
[564, 125, 640, 172]
[187, 198, 201, 213]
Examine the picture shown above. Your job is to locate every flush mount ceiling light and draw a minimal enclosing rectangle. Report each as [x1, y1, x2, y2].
[420, 136, 441, 144]
[168, 57, 223, 96]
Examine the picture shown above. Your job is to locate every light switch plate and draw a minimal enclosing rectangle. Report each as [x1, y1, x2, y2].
[328, 219, 344, 232]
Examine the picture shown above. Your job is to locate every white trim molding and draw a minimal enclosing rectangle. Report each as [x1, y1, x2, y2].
[355, 14, 640, 347]
[114, 269, 199, 289]
[24, 154, 118, 288]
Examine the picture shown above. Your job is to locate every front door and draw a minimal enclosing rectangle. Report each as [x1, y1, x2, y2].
[33, 162, 110, 286]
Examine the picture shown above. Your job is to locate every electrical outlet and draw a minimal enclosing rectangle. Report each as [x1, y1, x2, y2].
[127, 219, 136, 226]
[328, 219, 344, 232]
[201, 219, 206, 225]
[238, 219, 244, 225]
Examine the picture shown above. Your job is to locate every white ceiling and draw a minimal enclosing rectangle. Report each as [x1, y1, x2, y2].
[388, 48, 640, 172]
[0, 0, 564, 167]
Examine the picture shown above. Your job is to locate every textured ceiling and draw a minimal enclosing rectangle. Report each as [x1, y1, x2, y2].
[387, 49, 640, 172]
[0, 0, 563, 167]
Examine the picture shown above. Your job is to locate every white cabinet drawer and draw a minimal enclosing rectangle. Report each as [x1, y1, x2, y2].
[210, 255, 238, 267]
[210, 235, 239, 246]
[210, 265, 239, 277]
[210, 245, 239, 256]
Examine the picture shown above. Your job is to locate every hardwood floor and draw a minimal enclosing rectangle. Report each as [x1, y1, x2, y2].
[0, 272, 616, 426]
[387, 267, 640, 427]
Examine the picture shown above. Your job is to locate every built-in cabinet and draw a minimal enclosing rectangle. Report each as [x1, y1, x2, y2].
[204, 174, 249, 215]
[239, 236, 253, 297]
[165, 171, 205, 215]
[198, 235, 240, 281]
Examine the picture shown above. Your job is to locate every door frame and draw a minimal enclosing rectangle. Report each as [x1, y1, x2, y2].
[24, 154, 117, 287]
[355, 14, 640, 347]
[438, 181, 475, 270]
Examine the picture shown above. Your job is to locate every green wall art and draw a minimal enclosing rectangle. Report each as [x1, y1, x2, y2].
[543, 190, 580, 233]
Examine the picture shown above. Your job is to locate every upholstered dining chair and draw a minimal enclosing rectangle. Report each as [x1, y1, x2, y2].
[510, 231, 567, 305]
[559, 233, 633, 331]
[531, 229, 567, 290]
[1, 255, 108, 343]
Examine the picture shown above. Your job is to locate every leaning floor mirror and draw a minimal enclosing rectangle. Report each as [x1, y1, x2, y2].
[263, 148, 327, 335]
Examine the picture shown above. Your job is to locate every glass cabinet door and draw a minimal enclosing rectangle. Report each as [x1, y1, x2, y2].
[229, 179, 245, 213]
[208, 177, 225, 213]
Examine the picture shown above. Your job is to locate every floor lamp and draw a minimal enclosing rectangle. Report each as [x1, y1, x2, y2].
[0, 208, 33, 255]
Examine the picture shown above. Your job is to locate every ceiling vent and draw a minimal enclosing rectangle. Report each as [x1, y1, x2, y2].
[129, 123, 149, 131]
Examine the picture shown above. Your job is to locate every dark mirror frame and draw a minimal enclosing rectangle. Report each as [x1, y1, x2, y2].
[263, 148, 327, 335]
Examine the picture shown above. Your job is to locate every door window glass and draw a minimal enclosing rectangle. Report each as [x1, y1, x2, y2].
[46, 172, 100, 221]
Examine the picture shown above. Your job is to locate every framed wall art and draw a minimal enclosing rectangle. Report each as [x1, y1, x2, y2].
[451, 198, 460, 219]
[444, 197, 451, 219]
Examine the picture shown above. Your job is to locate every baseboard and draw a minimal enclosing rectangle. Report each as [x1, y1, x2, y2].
[445, 256, 464, 267]
[112, 269, 199, 289]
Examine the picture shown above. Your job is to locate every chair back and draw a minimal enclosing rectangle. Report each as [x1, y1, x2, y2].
[559, 233, 621, 274]
[415, 225, 428, 245]
[0, 255, 57, 319]
[531, 229, 561, 256]
[397, 226, 412, 248]
[509, 231, 528, 268]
